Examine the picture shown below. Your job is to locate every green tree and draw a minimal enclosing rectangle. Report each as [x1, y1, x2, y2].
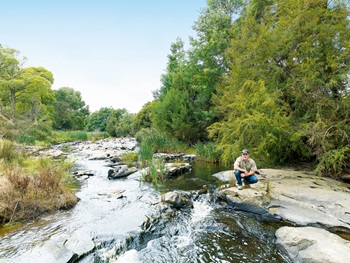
[16, 67, 55, 123]
[105, 108, 127, 136]
[53, 87, 90, 130]
[153, 89, 197, 143]
[133, 101, 155, 132]
[86, 107, 114, 132]
[152, 1, 241, 143]
[114, 111, 135, 137]
[0, 45, 25, 121]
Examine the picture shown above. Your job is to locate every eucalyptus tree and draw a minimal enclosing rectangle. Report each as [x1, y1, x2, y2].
[16, 67, 55, 123]
[0, 45, 55, 125]
[53, 87, 90, 130]
[0, 45, 25, 121]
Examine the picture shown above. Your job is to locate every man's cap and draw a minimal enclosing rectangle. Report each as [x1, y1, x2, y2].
[242, 149, 249, 154]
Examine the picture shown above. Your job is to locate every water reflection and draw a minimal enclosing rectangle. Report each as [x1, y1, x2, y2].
[157, 162, 230, 193]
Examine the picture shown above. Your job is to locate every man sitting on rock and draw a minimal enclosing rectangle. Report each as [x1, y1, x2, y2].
[234, 149, 259, 190]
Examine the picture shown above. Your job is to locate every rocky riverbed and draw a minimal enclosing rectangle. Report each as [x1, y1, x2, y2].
[3, 138, 350, 263]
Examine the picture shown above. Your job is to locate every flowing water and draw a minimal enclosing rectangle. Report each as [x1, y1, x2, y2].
[0, 147, 290, 263]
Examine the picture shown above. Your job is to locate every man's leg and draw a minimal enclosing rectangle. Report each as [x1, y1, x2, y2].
[244, 174, 259, 185]
[234, 170, 243, 188]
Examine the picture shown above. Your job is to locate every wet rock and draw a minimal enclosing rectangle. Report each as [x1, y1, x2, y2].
[182, 154, 196, 161]
[109, 155, 121, 163]
[73, 170, 96, 177]
[164, 163, 192, 177]
[108, 165, 138, 179]
[275, 226, 350, 263]
[215, 186, 281, 221]
[26, 233, 95, 263]
[162, 191, 193, 209]
[153, 153, 196, 161]
[197, 185, 208, 195]
[97, 189, 125, 199]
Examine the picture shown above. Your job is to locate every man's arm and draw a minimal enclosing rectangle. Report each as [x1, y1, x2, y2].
[234, 157, 250, 176]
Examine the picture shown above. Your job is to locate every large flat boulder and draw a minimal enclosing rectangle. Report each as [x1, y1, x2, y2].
[215, 169, 350, 232]
[215, 169, 350, 262]
[276, 226, 350, 263]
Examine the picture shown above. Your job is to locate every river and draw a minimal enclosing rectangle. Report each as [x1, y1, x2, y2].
[0, 143, 290, 263]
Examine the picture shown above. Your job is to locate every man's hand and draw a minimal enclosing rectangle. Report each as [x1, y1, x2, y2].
[241, 170, 249, 177]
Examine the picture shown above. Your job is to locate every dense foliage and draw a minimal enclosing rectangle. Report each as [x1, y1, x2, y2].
[150, 0, 350, 177]
[53, 87, 90, 130]
[210, 0, 350, 175]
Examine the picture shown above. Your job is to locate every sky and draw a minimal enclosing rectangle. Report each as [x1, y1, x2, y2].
[1, 0, 207, 113]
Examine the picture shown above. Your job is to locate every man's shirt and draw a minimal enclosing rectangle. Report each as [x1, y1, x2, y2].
[234, 157, 257, 172]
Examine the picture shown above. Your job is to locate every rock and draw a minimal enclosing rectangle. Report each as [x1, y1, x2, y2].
[197, 185, 208, 195]
[153, 153, 196, 161]
[164, 163, 192, 177]
[215, 170, 350, 263]
[215, 186, 282, 221]
[212, 170, 236, 182]
[97, 189, 125, 199]
[340, 174, 350, 183]
[64, 234, 95, 258]
[215, 169, 350, 231]
[264, 169, 350, 229]
[108, 165, 138, 179]
[275, 226, 350, 263]
[73, 170, 96, 177]
[22, 232, 95, 263]
[182, 154, 196, 161]
[109, 155, 121, 163]
[162, 191, 193, 209]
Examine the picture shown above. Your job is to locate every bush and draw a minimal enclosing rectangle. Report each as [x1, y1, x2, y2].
[120, 152, 138, 167]
[314, 147, 350, 178]
[15, 121, 53, 145]
[0, 139, 23, 164]
[52, 131, 88, 143]
[135, 128, 187, 153]
[0, 157, 78, 225]
[195, 141, 221, 163]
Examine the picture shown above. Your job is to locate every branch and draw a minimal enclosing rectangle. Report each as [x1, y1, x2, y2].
[0, 102, 12, 123]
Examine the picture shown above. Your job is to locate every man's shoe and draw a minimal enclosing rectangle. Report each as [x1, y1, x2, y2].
[237, 185, 242, 190]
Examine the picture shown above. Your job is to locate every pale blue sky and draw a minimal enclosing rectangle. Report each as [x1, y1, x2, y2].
[1, 0, 207, 113]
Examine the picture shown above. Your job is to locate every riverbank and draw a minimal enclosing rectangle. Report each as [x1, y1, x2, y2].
[0, 152, 78, 227]
[214, 169, 350, 263]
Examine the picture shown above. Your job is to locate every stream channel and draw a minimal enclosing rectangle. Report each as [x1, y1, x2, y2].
[0, 142, 291, 263]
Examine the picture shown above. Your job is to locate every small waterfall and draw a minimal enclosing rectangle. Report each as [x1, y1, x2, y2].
[108, 195, 220, 263]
